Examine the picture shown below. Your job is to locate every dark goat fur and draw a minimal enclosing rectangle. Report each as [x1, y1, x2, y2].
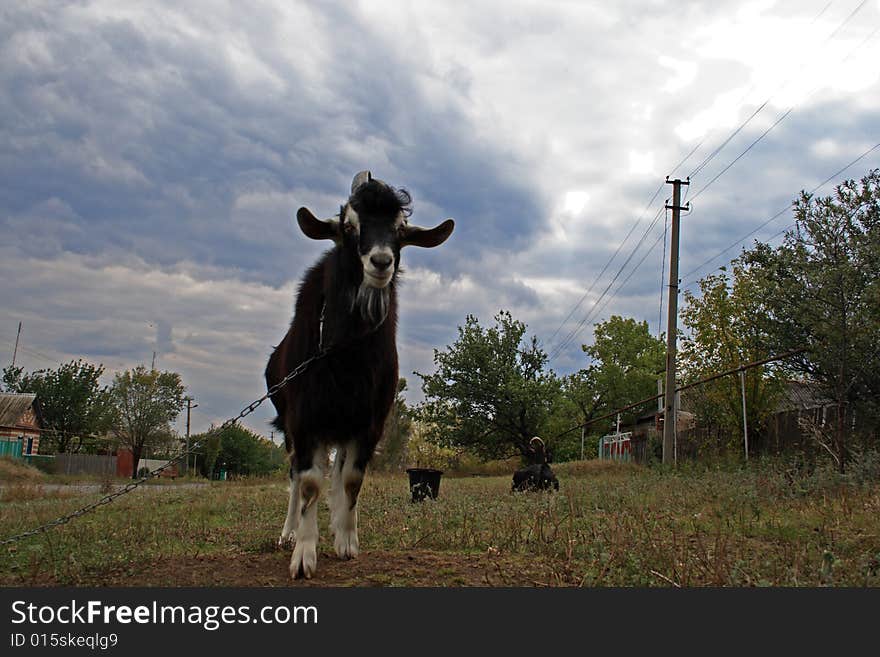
[265, 185, 408, 473]
[512, 463, 560, 492]
[265, 173, 453, 578]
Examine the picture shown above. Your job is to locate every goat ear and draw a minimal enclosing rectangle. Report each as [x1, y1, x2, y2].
[401, 219, 455, 248]
[297, 207, 340, 242]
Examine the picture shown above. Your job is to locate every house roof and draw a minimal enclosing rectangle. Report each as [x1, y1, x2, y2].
[0, 393, 39, 428]
[776, 380, 832, 413]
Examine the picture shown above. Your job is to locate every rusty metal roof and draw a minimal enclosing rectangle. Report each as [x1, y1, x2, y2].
[0, 393, 38, 428]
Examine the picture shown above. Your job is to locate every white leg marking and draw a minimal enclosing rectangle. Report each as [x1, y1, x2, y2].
[290, 462, 324, 580]
[278, 472, 299, 548]
[330, 442, 361, 560]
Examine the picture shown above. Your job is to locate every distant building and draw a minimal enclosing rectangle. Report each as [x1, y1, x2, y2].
[0, 393, 43, 459]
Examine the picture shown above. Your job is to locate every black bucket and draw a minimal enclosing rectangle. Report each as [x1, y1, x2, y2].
[406, 468, 443, 502]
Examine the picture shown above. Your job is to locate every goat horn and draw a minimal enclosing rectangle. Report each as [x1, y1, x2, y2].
[530, 436, 545, 448]
[351, 170, 372, 194]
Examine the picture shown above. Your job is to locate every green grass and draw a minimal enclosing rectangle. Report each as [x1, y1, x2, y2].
[1, 461, 879, 586]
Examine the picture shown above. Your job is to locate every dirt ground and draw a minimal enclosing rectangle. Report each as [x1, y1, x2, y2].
[13, 548, 586, 588]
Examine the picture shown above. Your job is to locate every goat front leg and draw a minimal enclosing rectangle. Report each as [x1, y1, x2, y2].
[329, 441, 364, 560]
[290, 446, 326, 579]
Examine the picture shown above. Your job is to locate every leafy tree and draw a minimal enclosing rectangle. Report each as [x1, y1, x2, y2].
[581, 315, 665, 425]
[416, 310, 561, 461]
[680, 266, 785, 452]
[374, 378, 412, 471]
[406, 420, 461, 470]
[547, 370, 604, 461]
[215, 424, 286, 477]
[193, 430, 222, 478]
[111, 366, 186, 479]
[740, 170, 880, 471]
[532, 317, 665, 462]
[2, 360, 114, 453]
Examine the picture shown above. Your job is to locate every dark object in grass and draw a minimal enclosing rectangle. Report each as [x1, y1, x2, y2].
[406, 468, 443, 502]
[512, 463, 560, 492]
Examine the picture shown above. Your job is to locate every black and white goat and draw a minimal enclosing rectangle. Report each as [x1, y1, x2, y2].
[512, 437, 560, 492]
[511, 463, 560, 492]
[265, 171, 454, 579]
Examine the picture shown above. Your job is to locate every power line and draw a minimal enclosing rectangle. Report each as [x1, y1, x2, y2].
[593, 227, 669, 328]
[689, 14, 879, 203]
[0, 336, 59, 367]
[545, 4, 870, 364]
[544, 183, 665, 349]
[548, 204, 666, 362]
[680, 140, 880, 286]
[686, 0, 871, 182]
[689, 108, 794, 202]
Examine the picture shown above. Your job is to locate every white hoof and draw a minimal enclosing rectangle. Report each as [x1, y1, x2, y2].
[290, 539, 317, 579]
[334, 528, 359, 560]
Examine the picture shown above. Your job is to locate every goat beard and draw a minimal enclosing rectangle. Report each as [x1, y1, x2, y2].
[352, 281, 390, 327]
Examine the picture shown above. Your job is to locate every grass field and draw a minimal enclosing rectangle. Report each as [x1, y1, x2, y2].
[1, 459, 879, 587]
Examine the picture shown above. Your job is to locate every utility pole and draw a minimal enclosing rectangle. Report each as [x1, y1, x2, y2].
[185, 397, 197, 475]
[151, 351, 157, 371]
[663, 178, 689, 465]
[11, 321, 21, 368]
[739, 369, 749, 461]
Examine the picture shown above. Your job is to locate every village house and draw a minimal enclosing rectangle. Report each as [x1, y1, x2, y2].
[0, 392, 42, 459]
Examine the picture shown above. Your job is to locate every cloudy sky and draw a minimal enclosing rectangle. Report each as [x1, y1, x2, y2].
[2, 0, 879, 441]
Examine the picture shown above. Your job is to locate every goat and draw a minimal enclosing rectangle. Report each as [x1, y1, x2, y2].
[512, 436, 560, 492]
[511, 463, 560, 492]
[266, 171, 454, 579]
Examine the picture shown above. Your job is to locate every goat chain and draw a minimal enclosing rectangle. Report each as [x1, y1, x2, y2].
[0, 350, 328, 547]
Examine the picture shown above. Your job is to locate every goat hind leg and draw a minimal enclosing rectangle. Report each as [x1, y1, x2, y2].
[278, 465, 299, 548]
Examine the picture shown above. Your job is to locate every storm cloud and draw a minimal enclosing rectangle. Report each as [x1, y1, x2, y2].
[2, 0, 879, 437]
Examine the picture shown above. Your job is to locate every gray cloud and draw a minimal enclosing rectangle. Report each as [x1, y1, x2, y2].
[2, 0, 879, 435]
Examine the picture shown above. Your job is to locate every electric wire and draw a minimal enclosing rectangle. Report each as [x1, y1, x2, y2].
[686, 0, 870, 182]
[680, 139, 880, 288]
[548, 204, 666, 362]
[545, 4, 866, 362]
[544, 183, 665, 348]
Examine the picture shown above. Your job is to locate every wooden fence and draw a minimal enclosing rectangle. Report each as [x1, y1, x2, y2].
[52, 453, 116, 477]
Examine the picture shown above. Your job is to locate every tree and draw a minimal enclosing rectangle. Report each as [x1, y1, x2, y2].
[581, 315, 665, 425]
[739, 170, 880, 471]
[193, 429, 222, 479]
[373, 378, 412, 471]
[215, 424, 286, 477]
[2, 360, 114, 453]
[111, 366, 186, 479]
[547, 369, 603, 461]
[680, 266, 785, 452]
[416, 310, 561, 461]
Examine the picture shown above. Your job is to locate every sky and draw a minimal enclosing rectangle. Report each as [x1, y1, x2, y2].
[2, 0, 879, 442]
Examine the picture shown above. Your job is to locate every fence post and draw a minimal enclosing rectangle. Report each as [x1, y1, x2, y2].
[674, 390, 680, 465]
[740, 368, 749, 461]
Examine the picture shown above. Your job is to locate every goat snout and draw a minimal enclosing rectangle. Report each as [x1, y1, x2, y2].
[370, 253, 393, 270]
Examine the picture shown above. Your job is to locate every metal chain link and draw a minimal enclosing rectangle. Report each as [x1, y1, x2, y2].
[0, 350, 328, 547]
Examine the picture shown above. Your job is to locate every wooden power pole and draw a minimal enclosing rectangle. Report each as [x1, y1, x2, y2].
[11, 321, 21, 368]
[663, 178, 689, 465]
[185, 397, 197, 475]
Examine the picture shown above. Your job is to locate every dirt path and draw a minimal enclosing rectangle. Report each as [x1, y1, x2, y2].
[9, 549, 585, 587]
